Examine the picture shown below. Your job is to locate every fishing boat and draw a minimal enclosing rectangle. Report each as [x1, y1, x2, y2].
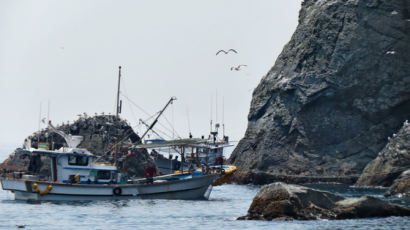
[0, 123, 219, 201]
[138, 127, 237, 187]
[1, 67, 236, 201]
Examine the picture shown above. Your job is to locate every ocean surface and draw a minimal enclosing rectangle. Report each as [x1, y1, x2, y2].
[1, 147, 410, 230]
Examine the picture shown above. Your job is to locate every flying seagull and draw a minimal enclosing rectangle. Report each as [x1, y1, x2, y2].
[216, 49, 238, 55]
[230, 64, 247, 71]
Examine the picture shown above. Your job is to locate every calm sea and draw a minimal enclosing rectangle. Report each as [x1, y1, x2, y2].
[1, 146, 409, 230]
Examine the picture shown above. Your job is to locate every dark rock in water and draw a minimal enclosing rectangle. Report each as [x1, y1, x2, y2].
[238, 182, 410, 221]
[385, 169, 410, 198]
[0, 115, 152, 178]
[229, 0, 410, 184]
[230, 171, 357, 185]
[356, 121, 410, 187]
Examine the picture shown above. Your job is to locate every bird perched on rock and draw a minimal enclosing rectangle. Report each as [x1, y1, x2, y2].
[216, 49, 237, 55]
[230, 64, 247, 71]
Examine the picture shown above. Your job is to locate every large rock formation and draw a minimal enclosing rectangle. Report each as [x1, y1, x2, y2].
[0, 115, 152, 178]
[238, 182, 410, 221]
[356, 120, 410, 186]
[229, 0, 410, 184]
[385, 169, 410, 198]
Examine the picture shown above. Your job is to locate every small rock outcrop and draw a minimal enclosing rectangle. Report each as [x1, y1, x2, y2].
[239, 182, 410, 221]
[0, 115, 152, 178]
[385, 169, 410, 198]
[356, 121, 410, 187]
[229, 0, 410, 184]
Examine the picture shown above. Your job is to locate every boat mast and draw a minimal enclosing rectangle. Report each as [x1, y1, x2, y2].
[140, 96, 177, 140]
[222, 96, 225, 138]
[139, 119, 163, 139]
[116, 66, 122, 117]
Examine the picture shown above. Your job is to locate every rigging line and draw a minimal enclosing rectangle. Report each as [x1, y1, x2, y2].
[144, 125, 174, 139]
[121, 85, 155, 136]
[143, 112, 178, 137]
[172, 101, 175, 139]
[121, 85, 140, 126]
[142, 111, 160, 124]
[121, 92, 177, 136]
[163, 114, 181, 138]
[120, 92, 152, 118]
[121, 92, 175, 136]
[186, 107, 191, 133]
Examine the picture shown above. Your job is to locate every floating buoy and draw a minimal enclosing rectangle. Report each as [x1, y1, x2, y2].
[32, 183, 53, 195]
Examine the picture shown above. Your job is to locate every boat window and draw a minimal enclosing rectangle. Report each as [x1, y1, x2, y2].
[68, 156, 89, 166]
[68, 156, 77, 165]
[77, 156, 88, 166]
[97, 171, 111, 180]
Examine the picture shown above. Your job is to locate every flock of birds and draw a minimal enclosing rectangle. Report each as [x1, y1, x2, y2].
[215, 49, 247, 71]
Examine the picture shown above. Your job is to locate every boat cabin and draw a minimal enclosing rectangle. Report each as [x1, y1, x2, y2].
[20, 148, 119, 184]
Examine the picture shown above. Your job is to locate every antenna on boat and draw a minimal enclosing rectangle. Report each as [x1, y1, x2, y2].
[38, 102, 42, 144]
[116, 66, 122, 117]
[210, 95, 213, 134]
[47, 100, 50, 123]
[215, 89, 218, 125]
[222, 96, 225, 138]
[186, 107, 191, 136]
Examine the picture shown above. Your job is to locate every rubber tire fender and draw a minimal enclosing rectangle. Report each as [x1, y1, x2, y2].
[113, 187, 122, 196]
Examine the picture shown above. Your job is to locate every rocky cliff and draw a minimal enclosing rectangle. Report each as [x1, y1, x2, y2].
[229, 0, 410, 184]
[356, 120, 410, 186]
[0, 115, 152, 178]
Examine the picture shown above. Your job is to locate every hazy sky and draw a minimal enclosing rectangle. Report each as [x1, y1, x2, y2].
[0, 0, 302, 149]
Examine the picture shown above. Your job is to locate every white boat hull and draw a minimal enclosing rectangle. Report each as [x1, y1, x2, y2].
[1, 174, 217, 201]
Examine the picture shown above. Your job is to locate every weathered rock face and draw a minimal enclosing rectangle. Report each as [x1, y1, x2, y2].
[0, 115, 152, 178]
[385, 169, 410, 198]
[238, 182, 410, 221]
[229, 0, 410, 184]
[356, 121, 410, 186]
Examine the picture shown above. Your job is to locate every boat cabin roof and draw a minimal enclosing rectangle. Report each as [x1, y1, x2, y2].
[136, 138, 208, 149]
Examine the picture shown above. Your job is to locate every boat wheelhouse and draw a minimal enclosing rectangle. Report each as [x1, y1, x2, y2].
[18, 148, 119, 184]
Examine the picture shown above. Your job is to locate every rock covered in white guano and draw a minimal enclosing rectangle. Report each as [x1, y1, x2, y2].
[356, 120, 410, 186]
[229, 0, 410, 184]
[238, 182, 410, 221]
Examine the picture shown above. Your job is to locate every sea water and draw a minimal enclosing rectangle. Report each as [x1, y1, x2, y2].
[1, 147, 409, 230]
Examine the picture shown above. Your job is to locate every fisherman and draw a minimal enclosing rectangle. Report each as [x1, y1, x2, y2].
[144, 163, 157, 184]
[215, 155, 223, 166]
